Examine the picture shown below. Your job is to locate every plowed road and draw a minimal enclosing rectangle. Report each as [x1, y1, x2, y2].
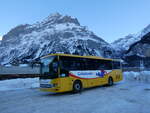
[0, 82, 150, 113]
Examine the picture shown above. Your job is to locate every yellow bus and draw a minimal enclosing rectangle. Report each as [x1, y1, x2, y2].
[39, 53, 123, 93]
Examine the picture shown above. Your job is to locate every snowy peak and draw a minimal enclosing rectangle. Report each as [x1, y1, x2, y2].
[123, 32, 150, 67]
[125, 32, 150, 57]
[0, 13, 113, 65]
[111, 24, 150, 51]
[111, 34, 137, 51]
[41, 13, 80, 26]
[139, 24, 150, 37]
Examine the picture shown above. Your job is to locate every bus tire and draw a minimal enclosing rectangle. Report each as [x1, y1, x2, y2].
[108, 77, 113, 86]
[73, 80, 82, 93]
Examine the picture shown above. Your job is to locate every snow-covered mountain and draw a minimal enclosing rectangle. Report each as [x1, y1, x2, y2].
[111, 24, 150, 52]
[122, 32, 150, 67]
[0, 13, 113, 65]
[125, 32, 150, 57]
[111, 24, 150, 67]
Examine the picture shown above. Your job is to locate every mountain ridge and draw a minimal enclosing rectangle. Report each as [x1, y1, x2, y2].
[111, 24, 150, 51]
[0, 13, 113, 65]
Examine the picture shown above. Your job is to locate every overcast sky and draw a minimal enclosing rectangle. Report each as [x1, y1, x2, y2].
[0, 0, 150, 42]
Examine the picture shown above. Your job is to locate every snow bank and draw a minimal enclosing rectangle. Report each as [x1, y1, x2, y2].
[0, 78, 39, 91]
[123, 71, 150, 83]
[1, 71, 150, 92]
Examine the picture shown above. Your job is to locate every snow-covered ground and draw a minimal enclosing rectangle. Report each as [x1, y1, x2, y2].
[0, 71, 150, 113]
[0, 78, 39, 91]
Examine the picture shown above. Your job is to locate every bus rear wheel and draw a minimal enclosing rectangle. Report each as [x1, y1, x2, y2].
[73, 80, 82, 93]
[108, 77, 113, 86]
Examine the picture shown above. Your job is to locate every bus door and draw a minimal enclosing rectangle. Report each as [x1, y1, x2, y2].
[58, 56, 73, 91]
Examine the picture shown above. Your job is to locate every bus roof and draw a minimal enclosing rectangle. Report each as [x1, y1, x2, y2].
[42, 53, 120, 61]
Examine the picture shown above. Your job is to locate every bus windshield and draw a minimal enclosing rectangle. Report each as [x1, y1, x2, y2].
[40, 56, 58, 79]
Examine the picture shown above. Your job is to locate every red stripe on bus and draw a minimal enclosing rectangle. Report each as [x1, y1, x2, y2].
[69, 73, 99, 79]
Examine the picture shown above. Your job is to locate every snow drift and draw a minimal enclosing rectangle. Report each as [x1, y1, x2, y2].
[0, 78, 39, 91]
[123, 71, 150, 83]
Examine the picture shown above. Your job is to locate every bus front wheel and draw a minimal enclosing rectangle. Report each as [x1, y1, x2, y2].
[108, 77, 113, 86]
[73, 80, 82, 93]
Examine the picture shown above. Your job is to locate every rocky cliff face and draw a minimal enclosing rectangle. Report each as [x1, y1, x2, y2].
[0, 13, 113, 65]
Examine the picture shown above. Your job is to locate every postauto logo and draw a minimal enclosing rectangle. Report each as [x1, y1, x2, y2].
[96, 70, 106, 78]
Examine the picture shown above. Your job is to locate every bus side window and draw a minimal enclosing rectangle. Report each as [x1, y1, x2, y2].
[97, 60, 105, 70]
[105, 60, 112, 70]
[59, 60, 69, 77]
[113, 61, 120, 69]
[98, 60, 112, 70]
